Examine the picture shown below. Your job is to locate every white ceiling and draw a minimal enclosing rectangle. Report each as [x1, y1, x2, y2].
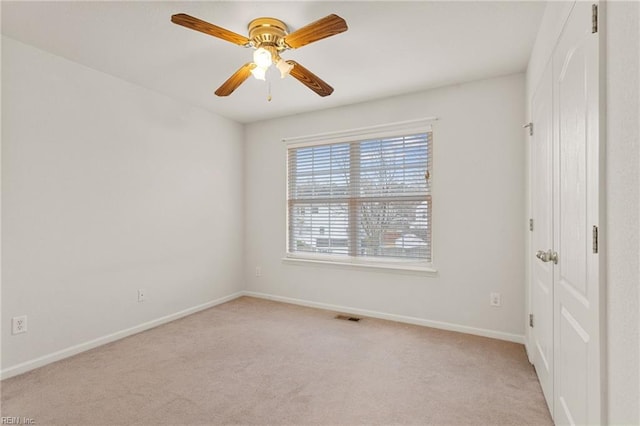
[1, 1, 545, 124]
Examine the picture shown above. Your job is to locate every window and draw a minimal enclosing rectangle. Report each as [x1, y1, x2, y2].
[286, 119, 433, 267]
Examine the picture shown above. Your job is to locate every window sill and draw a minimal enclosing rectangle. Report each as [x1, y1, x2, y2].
[281, 255, 438, 276]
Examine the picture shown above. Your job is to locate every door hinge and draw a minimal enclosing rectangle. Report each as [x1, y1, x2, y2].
[592, 225, 599, 253]
[529, 314, 534, 328]
[592, 4, 598, 33]
[529, 218, 534, 232]
[523, 122, 533, 136]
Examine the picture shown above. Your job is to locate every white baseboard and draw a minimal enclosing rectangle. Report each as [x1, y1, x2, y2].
[0, 291, 244, 380]
[243, 290, 525, 344]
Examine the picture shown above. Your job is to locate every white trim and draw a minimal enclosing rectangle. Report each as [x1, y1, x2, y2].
[282, 255, 437, 276]
[0, 292, 244, 380]
[284, 119, 435, 267]
[283, 117, 437, 148]
[243, 291, 525, 344]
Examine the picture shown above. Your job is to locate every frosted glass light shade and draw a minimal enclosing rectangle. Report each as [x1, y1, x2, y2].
[253, 48, 272, 69]
[276, 59, 294, 78]
[250, 65, 267, 81]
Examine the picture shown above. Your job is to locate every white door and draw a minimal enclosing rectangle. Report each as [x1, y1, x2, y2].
[552, 2, 602, 424]
[530, 59, 554, 414]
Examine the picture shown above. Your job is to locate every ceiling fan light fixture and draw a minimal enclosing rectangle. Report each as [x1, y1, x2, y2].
[253, 47, 273, 69]
[276, 59, 294, 78]
[250, 65, 267, 81]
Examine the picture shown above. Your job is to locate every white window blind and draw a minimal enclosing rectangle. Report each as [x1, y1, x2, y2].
[287, 124, 432, 263]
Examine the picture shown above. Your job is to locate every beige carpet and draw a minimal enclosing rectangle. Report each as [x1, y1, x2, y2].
[1, 296, 553, 425]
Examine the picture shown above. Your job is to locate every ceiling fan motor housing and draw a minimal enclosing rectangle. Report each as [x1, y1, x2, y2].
[248, 17, 289, 56]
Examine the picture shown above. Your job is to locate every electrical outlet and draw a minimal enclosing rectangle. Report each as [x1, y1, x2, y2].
[12, 315, 27, 335]
[138, 289, 146, 303]
[255, 266, 262, 277]
[490, 292, 502, 307]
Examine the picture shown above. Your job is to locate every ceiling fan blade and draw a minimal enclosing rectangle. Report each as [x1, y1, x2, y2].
[215, 63, 256, 96]
[171, 13, 250, 46]
[286, 61, 334, 97]
[283, 14, 348, 49]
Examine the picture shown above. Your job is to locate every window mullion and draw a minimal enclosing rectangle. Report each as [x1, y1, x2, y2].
[287, 151, 297, 252]
[348, 142, 361, 257]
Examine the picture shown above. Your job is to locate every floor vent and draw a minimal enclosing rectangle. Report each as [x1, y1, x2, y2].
[335, 314, 361, 322]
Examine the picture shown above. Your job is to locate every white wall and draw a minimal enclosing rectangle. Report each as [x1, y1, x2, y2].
[525, 1, 640, 423]
[1, 37, 245, 376]
[605, 1, 640, 423]
[244, 73, 527, 341]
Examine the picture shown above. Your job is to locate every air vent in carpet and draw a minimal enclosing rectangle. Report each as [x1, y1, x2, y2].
[335, 314, 361, 322]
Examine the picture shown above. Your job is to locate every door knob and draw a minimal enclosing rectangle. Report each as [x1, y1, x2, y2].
[536, 250, 549, 262]
[536, 249, 558, 264]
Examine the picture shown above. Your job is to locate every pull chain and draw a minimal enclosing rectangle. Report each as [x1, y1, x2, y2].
[267, 80, 272, 102]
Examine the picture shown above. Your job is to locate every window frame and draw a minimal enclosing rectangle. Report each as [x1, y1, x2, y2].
[283, 118, 437, 274]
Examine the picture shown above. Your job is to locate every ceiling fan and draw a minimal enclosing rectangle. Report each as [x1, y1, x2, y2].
[171, 13, 348, 97]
